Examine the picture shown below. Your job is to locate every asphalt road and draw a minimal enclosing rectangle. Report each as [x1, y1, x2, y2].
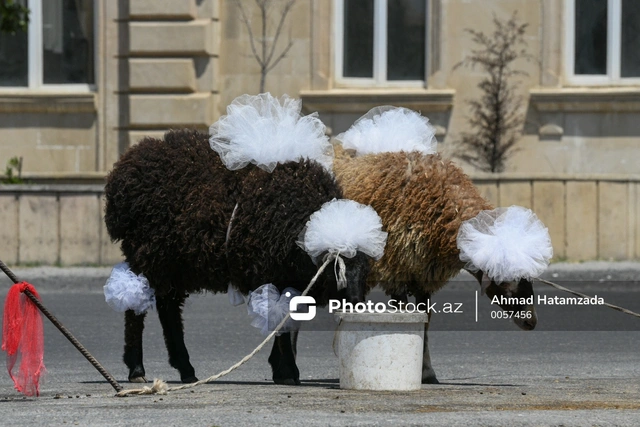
[0, 263, 639, 426]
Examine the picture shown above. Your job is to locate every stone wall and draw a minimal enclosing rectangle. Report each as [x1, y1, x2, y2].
[0, 185, 121, 266]
[473, 174, 640, 261]
[1, 176, 638, 266]
[0, 92, 99, 176]
[218, 0, 312, 114]
[125, 0, 220, 146]
[2, 0, 638, 179]
[0, 0, 221, 180]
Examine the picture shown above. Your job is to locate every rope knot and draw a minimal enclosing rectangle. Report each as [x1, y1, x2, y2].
[323, 251, 347, 291]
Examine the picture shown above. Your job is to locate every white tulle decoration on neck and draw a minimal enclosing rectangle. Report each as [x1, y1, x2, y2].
[209, 93, 334, 172]
[335, 106, 437, 156]
[456, 206, 553, 283]
[104, 262, 156, 315]
[298, 199, 387, 261]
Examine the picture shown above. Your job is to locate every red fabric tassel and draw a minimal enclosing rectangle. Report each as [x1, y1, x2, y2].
[2, 282, 46, 397]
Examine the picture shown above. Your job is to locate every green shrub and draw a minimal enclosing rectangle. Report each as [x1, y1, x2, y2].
[2, 156, 24, 184]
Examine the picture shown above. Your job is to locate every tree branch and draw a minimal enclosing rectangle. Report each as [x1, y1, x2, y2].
[265, 0, 296, 68]
[266, 39, 294, 73]
[233, 0, 265, 68]
[451, 12, 531, 173]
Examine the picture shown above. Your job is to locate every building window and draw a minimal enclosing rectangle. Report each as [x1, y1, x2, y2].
[335, 0, 427, 87]
[0, 0, 95, 89]
[567, 0, 640, 84]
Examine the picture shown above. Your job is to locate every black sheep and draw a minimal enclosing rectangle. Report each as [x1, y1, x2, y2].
[104, 129, 375, 385]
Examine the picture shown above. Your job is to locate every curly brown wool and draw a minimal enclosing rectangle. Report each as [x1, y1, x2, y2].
[333, 145, 493, 297]
[334, 145, 539, 386]
[225, 157, 346, 304]
[105, 129, 245, 295]
[105, 129, 342, 302]
[104, 128, 369, 386]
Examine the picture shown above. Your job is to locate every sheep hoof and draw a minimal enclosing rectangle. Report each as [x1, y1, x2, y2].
[129, 376, 147, 383]
[181, 376, 198, 384]
[273, 378, 300, 386]
[422, 376, 440, 385]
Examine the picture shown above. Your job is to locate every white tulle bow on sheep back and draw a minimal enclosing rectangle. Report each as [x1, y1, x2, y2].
[209, 93, 334, 172]
[335, 106, 438, 156]
[297, 199, 388, 262]
[456, 206, 553, 283]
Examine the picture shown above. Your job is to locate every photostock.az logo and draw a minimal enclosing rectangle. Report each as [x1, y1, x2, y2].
[289, 295, 316, 321]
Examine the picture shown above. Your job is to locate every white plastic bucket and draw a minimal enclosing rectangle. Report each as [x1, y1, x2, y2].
[334, 311, 428, 391]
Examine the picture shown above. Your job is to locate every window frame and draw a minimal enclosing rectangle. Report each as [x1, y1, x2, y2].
[565, 0, 640, 85]
[333, 0, 429, 88]
[1, 0, 97, 93]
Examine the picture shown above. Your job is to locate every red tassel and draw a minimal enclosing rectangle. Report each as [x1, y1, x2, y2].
[2, 282, 46, 397]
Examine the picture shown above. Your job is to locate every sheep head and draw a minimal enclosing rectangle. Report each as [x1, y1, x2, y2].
[457, 205, 552, 331]
[473, 271, 537, 330]
[319, 251, 372, 304]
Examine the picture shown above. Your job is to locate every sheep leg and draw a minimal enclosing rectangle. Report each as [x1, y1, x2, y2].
[124, 309, 147, 383]
[156, 293, 198, 383]
[416, 292, 439, 384]
[268, 332, 300, 385]
[291, 329, 298, 360]
[390, 292, 408, 303]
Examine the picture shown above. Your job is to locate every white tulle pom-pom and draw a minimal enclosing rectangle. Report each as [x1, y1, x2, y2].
[209, 93, 334, 172]
[246, 284, 301, 336]
[457, 206, 553, 283]
[104, 262, 156, 315]
[335, 106, 437, 156]
[228, 283, 245, 306]
[297, 199, 387, 261]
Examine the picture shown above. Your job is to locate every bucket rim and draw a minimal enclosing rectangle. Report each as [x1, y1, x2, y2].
[333, 310, 429, 324]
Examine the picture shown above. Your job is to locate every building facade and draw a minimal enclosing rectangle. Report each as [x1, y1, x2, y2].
[1, 0, 639, 177]
[1, 0, 639, 264]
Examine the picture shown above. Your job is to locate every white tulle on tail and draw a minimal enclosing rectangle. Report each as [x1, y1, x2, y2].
[246, 284, 301, 336]
[456, 206, 553, 283]
[209, 93, 333, 172]
[297, 199, 387, 261]
[104, 262, 156, 315]
[335, 106, 437, 156]
[228, 283, 245, 306]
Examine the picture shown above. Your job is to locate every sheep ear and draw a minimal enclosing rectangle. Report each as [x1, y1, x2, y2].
[345, 148, 357, 158]
[480, 273, 492, 295]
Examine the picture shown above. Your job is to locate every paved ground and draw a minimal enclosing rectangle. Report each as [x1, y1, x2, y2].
[0, 262, 639, 426]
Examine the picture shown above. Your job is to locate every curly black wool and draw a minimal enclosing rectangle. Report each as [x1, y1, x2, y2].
[104, 129, 343, 303]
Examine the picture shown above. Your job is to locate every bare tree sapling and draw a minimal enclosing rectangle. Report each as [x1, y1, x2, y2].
[232, 0, 296, 93]
[452, 13, 532, 173]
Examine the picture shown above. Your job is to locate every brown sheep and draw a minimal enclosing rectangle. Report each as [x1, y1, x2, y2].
[334, 147, 491, 293]
[333, 144, 544, 384]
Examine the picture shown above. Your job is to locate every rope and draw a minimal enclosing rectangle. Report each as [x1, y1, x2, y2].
[116, 252, 343, 397]
[536, 277, 640, 319]
[225, 203, 239, 243]
[0, 259, 20, 284]
[0, 259, 124, 393]
[324, 251, 347, 291]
